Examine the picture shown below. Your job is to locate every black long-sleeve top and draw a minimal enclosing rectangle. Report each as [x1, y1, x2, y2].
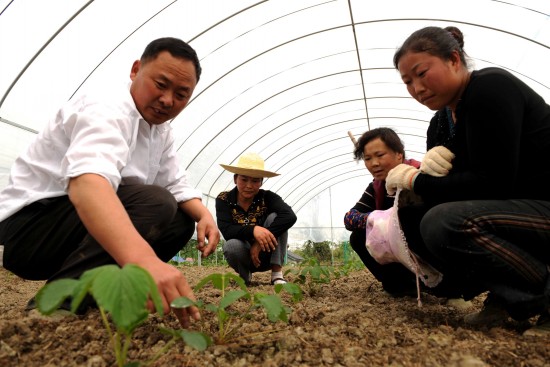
[414, 67, 550, 204]
[215, 187, 297, 243]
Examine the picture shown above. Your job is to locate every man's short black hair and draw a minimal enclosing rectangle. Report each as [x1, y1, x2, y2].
[141, 37, 202, 82]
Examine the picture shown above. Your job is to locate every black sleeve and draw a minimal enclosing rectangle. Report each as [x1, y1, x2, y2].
[262, 191, 297, 238]
[350, 183, 376, 213]
[426, 109, 455, 150]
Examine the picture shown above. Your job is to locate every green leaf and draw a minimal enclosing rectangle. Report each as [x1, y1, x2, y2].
[218, 308, 228, 323]
[35, 279, 79, 315]
[205, 303, 219, 313]
[178, 330, 212, 351]
[90, 264, 156, 333]
[274, 282, 303, 302]
[310, 266, 322, 279]
[194, 272, 247, 292]
[256, 294, 288, 323]
[170, 296, 196, 309]
[70, 266, 104, 313]
[219, 289, 248, 309]
[194, 273, 220, 291]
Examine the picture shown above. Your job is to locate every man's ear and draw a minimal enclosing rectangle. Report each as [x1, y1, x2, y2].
[233, 174, 238, 185]
[130, 60, 141, 80]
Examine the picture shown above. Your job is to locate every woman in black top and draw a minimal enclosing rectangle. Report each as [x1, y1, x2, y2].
[388, 25, 550, 335]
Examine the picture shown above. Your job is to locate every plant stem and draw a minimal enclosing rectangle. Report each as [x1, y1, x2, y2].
[99, 307, 124, 367]
[143, 337, 176, 366]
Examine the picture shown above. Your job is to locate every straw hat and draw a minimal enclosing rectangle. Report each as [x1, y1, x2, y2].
[220, 152, 280, 178]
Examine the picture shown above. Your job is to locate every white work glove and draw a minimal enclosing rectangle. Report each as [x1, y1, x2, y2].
[420, 146, 455, 177]
[385, 164, 420, 196]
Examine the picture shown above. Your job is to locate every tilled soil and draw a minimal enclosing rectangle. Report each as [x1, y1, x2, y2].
[0, 264, 549, 367]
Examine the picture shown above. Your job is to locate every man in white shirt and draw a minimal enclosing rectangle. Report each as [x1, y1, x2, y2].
[0, 37, 220, 328]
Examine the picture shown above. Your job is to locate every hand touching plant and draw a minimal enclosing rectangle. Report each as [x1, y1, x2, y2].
[35, 264, 210, 367]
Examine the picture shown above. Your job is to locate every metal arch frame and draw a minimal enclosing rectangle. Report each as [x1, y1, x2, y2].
[0, 1, 95, 108]
[270, 144, 426, 204]
[190, 19, 550, 210]
[266, 124, 427, 181]
[202, 102, 429, 201]
[181, 17, 550, 190]
[290, 169, 370, 214]
[2, 2, 550, 217]
[204, 112, 369, 199]
[181, 66, 363, 170]
[208, 129, 424, 207]
[193, 0, 550, 213]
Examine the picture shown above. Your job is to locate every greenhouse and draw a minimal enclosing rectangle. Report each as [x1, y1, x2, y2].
[1, 0, 550, 365]
[3, 0, 549, 248]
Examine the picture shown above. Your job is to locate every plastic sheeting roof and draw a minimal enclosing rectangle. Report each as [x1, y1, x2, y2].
[1, 0, 549, 243]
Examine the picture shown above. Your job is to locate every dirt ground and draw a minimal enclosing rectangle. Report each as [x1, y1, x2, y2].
[1, 263, 549, 367]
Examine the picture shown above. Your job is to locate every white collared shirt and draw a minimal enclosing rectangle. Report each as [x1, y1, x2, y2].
[0, 82, 201, 222]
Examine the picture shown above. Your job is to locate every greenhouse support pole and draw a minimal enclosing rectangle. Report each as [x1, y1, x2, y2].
[329, 186, 334, 266]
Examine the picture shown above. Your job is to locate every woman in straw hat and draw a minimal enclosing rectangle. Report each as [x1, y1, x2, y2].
[216, 152, 297, 285]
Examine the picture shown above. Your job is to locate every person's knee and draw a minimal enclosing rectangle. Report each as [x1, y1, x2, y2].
[420, 204, 454, 255]
[120, 185, 178, 224]
[145, 185, 178, 217]
[264, 212, 277, 226]
[222, 239, 244, 259]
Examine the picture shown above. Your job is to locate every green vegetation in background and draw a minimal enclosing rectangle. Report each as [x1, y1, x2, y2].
[291, 240, 362, 266]
[172, 239, 362, 269]
[171, 239, 228, 266]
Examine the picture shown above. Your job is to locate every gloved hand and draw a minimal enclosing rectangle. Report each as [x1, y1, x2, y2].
[420, 146, 455, 177]
[385, 164, 420, 195]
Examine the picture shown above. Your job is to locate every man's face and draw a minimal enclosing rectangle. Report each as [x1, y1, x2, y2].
[130, 51, 197, 126]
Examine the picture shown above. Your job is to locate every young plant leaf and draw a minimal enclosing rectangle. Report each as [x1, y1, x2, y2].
[159, 327, 212, 351]
[35, 278, 79, 315]
[69, 265, 105, 313]
[255, 294, 288, 322]
[90, 264, 160, 333]
[194, 272, 246, 292]
[170, 296, 196, 309]
[219, 289, 248, 309]
[274, 282, 303, 302]
[178, 330, 212, 351]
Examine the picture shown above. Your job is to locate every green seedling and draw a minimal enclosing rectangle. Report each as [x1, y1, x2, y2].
[171, 272, 301, 345]
[284, 258, 337, 296]
[35, 264, 210, 367]
[339, 257, 365, 276]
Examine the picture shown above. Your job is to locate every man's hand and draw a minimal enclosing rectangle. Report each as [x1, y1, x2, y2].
[385, 164, 420, 195]
[179, 198, 220, 257]
[250, 242, 262, 268]
[195, 215, 220, 257]
[253, 226, 277, 252]
[420, 146, 455, 177]
[138, 256, 200, 328]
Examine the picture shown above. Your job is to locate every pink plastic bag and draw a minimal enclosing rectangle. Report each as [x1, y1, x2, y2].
[365, 189, 442, 288]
